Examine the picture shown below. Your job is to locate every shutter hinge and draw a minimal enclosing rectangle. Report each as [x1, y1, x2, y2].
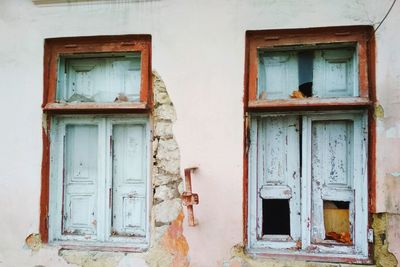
[368, 228, 374, 243]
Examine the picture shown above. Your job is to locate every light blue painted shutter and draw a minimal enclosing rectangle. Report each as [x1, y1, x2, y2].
[311, 119, 355, 243]
[258, 115, 301, 241]
[258, 52, 299, 100]
[63, 124, 98, 236]
[313, 49, 357, 98]
[111, 124, 147, 237]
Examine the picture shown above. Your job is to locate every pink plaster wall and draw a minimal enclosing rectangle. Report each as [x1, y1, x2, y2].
[0, 0, 400, 266]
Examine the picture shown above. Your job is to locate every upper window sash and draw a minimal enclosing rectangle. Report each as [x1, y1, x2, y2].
[43, 35, 152, 113]
[246, 26, 373, 110]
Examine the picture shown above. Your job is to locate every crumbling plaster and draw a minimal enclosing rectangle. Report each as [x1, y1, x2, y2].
[372, 214, 398, 267]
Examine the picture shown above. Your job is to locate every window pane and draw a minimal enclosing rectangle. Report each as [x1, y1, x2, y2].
[57, 53, 141, 103]
[63, 124, 98, 236]
[257, 47, 357, 100]
[111, 124, 146, 237]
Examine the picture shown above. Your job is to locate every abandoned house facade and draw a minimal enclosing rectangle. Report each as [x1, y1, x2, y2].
[1, 0, 400, 266]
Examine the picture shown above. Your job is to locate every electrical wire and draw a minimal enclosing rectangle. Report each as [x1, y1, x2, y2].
[373, 0, 397, 34]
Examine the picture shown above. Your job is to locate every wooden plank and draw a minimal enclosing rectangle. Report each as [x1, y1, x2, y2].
[259, 185, 292, 199]
[43, 102, 148, 113]
[248, 117, 259, 247]
[248, 44, 258, 101]
[247, 249, 371, 264]
[246, 26, 371, 49]
[248, 97, 371, 110]
[39, 115, 51, 243]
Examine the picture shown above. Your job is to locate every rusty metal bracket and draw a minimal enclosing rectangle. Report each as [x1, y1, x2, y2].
[182, 167, 199, 226]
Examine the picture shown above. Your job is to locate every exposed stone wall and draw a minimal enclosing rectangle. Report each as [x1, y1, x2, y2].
[145, 72, 189, 267]
[372, 213, 398, 267]
[26, 72, 188, 267]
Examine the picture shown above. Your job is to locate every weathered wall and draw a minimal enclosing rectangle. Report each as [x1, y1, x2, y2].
[0, 0, 400, 266]
[21, 72, 187, 267]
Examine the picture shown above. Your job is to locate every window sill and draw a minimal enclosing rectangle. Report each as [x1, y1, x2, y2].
[247, 97, 371, 111]
[43, 102, 148, 113]
[246, 248, 372, 265]
[48, 240, 148, 253]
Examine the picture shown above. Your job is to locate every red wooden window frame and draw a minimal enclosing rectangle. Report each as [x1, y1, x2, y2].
[245, 26, 373, 111]
[40, 35, 152, 243]
[243, 26, 376, 263]
[42, 35, 152, 113]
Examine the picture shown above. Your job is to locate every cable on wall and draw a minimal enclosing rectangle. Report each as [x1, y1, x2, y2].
[373, 0, 397, 35]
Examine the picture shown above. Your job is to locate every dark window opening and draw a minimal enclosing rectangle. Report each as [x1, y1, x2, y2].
[262, 199, 290, 235]
[298, 51, 313, 97]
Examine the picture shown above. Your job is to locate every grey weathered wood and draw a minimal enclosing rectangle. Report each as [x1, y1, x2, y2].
[302, 112, 367, 256]
[311, 120, 354, 243]
[63, 124, 98, 236]
[258, 52, 298, 100]
[313, 49, 357, 98]
[49, 115, 150, 247]
[111, 124, 147, 237]
[57, 55, 141, 103]
[249, 111, 368, 257]
[250, 115, 301, 250]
